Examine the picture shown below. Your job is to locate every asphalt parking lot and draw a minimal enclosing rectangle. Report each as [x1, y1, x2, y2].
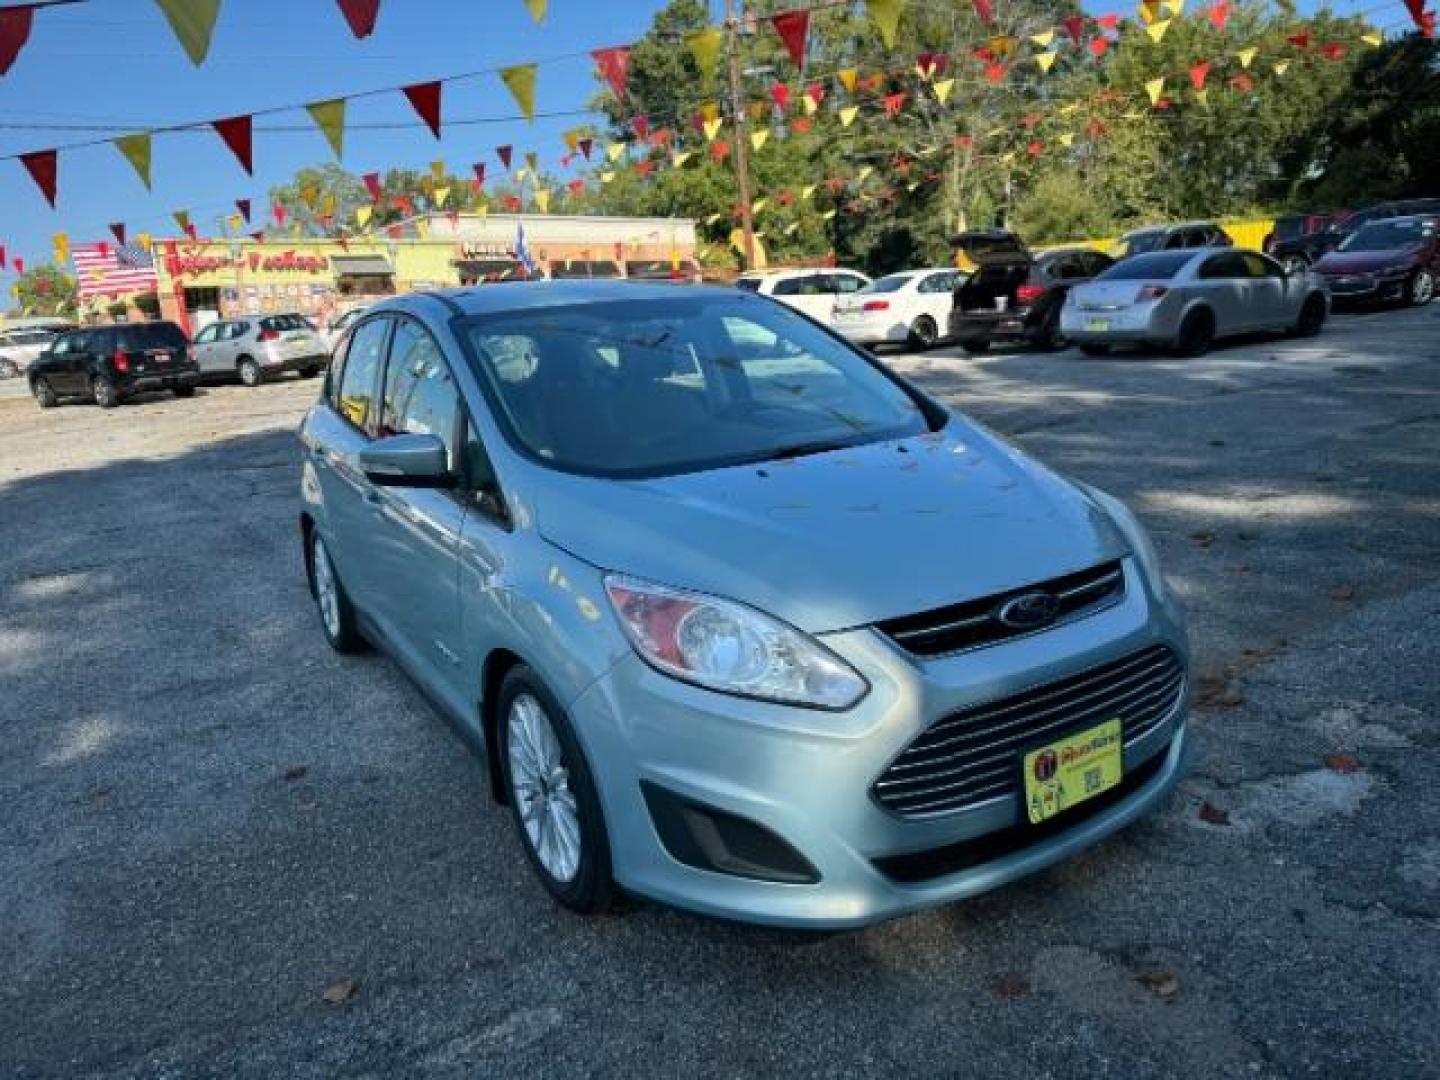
[2, 304, 1438, 1079]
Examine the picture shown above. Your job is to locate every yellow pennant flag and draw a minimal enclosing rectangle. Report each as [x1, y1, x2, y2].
[685, 26, 723, 73]
[600, 170, 616, 184]
[866, 0, 903, 48]
[356, 205, 373, 228]
[1195, 87, 1209, 106]
[703, 118, 724, 141]
[430, 159, 446, 180]
[475, 201, 489, 224]
[1145, 77, 1166, 105]
[839, 105, 859, 128]
[136, 233, 152, 251]
[751, 129, 769, 151]
[227, 214, 243, 232]
[1000, 151, 1016, 166]
[906, 181, 919, 193]
[700, 102, 720, 123]
[1273, 60, 1290, 75]
[1138, 0, 1160, 24]
[1059, 101, 1081, 115]
[801, 184, 816, 200]
[1030, 29, 1055, 47]
[802, 94, 818, 115]
[154, 0, 221, 65]
[1146, 18, 1171, 42]
[1058, 132, 1075, 147]
[500, 64, 538, 121]
[671, 150, 692, 168]
[784, 222, 800, 236]
[524, 0, 547, 24]
[934, 77, 956, 103]
[607, 141, 627, 162]
[525, 150, 539, 174]
[1237, 47, 1257, 68]
[857, 165, 874, 183]
[821, 209, 837, 221]
[515, 167, 530, 183]
[704, 213, 723, 226]
[752, 198, 768, 214]
[1361, 29, 1382, 45]
[416, 218, 430, 239]
[302, 183, 323, 211]
[1035, 51, 1058, 73]
[988, 35, 1018, 57]
[306, 99, 346, 160]
[321, 192, 335, 217]
[535, 189, 551, 213]
[115, 132, 153, 189]
[53, 232, 68, 264]
[838, 69, 859, 93]
[1162, 0, 1185, 14]
[434, 186, 451, 207]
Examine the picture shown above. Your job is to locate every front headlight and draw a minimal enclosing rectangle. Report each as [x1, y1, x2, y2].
[1381, 263, 1413, 276]
[1082, 485, 1166, 591]
[604, 575, 869, 710]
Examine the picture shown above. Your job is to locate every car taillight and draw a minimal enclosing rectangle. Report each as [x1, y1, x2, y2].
[111, 350, 130, 373]
[258, 329, 279, 342]
[862, 299, 890, 312]
[1016, 284, 1045, 305]
[1138, 285, 1169, 301]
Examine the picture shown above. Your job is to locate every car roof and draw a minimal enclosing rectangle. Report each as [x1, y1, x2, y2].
[388, 280, 742, 318]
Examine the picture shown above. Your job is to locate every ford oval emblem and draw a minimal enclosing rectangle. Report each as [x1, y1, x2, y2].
[995, 591, 1060, 631]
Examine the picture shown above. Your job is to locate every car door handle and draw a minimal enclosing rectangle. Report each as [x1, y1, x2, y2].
[362, 489, 382, 507]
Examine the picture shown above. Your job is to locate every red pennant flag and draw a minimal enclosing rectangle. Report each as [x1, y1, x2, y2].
[591, 45, 632, 102]
[984, 62, 1006, 83]
[386, 225, 403, 239]
[776, 190, 794, 206]
[1320, 41, 1347, 59]
[496, 144, 513, 170]
[635, 159, 655, 177]
[503, 195, 522, 212]
[212, 115, 253, 174]
[859, 73, 884, 93]
[650, 127, 672, 147]
[1063, 15, 1086, 41]
[560, 152, 575, 168]
[1230, 72, 1254, 91]
[578, 137, 593, 159]
[0, 4, 35, 76]
[110, 222, 127, 245]
[1022, 113, 1042, 129]
[826, 176, 846, 193]
[882, 92, 906, 117]
[792, 117, 813, 134]
[568, 178, 585, 196]
[14, 257, 24, 274]
[236, 198, 251, 223]
[1205, 2, 1229, 30]
[20, 149, 57, 207]
[183, 222, 198, 241]
[973, 0, 995, 22]
[710, 140, 731, 163]
[362, 172, 382, 201]
[1095, 13, 1119, 29]
[770, 10, 810, 67]
[336, 0, 380, 38]
[0, 246, 5, 270]
[770, 83, 790, 110]
[1287, 32, 1310, 49]
[402, 81, 442, 138]
[1027, 141, 1044, 156]
[953, 134, 973, 148]
[1089, 36, 1110, 58]
[1190, 60, 1210, 90]
[631, 115, 650, 143]
[916, 51, 949, 78]
[472, 162, 487, 187]
[273, 203, 287, 226]
[1404, 0, 1434, 36]
[468, 178, 481, 193]
[805, 82, 826, 107]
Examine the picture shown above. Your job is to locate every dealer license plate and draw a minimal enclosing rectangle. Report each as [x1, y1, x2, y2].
[1085, 318, 1110, 332]
[1022, 718, 1123, 825]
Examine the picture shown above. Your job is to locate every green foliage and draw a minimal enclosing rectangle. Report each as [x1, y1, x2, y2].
[13, 264, 77, 318]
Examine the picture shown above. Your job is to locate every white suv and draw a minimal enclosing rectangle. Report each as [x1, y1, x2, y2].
[734, 268, 871, 324]
[0, 324, 71, 379]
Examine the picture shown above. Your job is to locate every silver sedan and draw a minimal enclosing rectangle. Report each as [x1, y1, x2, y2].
[1061, 248, 1329, 357]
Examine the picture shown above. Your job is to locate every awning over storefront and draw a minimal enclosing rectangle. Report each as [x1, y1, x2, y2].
[330, 255, 394, 276]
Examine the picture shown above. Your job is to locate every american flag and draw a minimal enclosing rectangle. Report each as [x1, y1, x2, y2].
[73, 242, 158, 298]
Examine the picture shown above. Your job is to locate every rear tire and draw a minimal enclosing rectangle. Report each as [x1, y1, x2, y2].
[92, 375, 120, 409]
[309, 532, 366, 654]
[498, 666, 614, 916]
[1408, 269, 1434, 307]
[1174, 309, 1215, 358]
[1293, 294, 1327, 337]
[960, 339, 991, 355]
[1036, 312, 1064, 351]
[32, 377, 58, 408]
[907, 315, 939, 351]
[301, 363, 324, 379]
[238, 357, 263, 387]
[1079, 343, 1111, 357]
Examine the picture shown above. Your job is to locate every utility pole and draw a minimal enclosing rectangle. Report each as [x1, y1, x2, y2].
[724, 0, 757, 270]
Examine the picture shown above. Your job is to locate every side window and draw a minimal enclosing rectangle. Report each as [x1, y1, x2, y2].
[1085, 253, 1114, 278]
[378, 320, 460, 462]
[1163, 231, 1186, 250]
[797, 275, 828, 296]
[51, 334, 75, 355]
[771, 277, 801, 297]
[335, 318, 389, 430]
[833, 274, 865, 294]
[1199, 254, 1239, 279]
[1242, 253, 1280, 278]
[193, 324, 220, 345]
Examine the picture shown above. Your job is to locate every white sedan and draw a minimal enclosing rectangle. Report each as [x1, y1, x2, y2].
[831, 268, 966, 350]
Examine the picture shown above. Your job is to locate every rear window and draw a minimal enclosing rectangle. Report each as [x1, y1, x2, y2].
[261, 314, 312, 332]
[115, 322, 188, 350]
[1099, 252, 1195, 280]
[862, 274, 914, 294]
[733, 278, 762, 293]
[1118, 230, 1167, 256]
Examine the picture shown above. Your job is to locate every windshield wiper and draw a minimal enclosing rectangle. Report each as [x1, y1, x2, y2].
[765, 438, 857, 461]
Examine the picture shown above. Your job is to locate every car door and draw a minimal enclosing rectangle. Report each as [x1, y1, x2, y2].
[191, 323, 223, 374]
[39, 332, 82, 392]
[361, 316, 470, 696]
[916, 271, 957, 325]
[1196, 252, 1251, 333]
[791, 274, 834, 321]
[1241, 252, 1289, 329]
[308, 315, 393, 614]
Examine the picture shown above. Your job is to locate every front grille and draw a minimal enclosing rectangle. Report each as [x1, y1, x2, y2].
[878, 560, 1125, 657]
[872, 645, 1184, 819]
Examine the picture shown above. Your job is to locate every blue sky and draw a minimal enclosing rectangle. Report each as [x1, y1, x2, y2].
[0, 0, 683, 286]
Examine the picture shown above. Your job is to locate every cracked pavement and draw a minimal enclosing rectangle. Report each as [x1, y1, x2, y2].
[1, 302, 1438, 1078]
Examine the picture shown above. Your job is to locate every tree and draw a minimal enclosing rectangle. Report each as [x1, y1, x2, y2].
[13, 264, 77, 318]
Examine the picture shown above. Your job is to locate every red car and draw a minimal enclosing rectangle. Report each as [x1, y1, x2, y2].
[1312, 215, 1438, 306]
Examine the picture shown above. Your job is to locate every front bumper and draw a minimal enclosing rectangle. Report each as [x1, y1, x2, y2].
[571, 558, 1189, 928]
[1318, 272, 1407, 303]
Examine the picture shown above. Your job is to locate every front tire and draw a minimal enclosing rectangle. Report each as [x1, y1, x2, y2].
[1293, 294, 1327, 337]
[172, 384, 196, 398]
[498, 667, 614, 915]
[1174, 309, 1215, 358]
[959, 339, 991, 355]
[1408, 269, 1434, 307]
[1079, 343, 1111, 357]
[238, 357, 263, 387]
[907, 315, 938, 351]
[309, 532, 365, 654]
[92, 375, 120, 408]
[32, 377, 59, 408]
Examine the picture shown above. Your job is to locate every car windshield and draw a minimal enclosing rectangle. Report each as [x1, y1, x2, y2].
[1118, 230, 1166, 256]
[462, 294, 935, 478]
[1338, 219, 1434, 252]
[861, 274, 915, 294]
[1098, 252, 1195, 280]
[733, 278, 762, 292]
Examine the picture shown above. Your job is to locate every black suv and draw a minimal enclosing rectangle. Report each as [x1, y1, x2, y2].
[949, 232, 1114, 353]
[29, 321, 199, 409]
[1270, 198, 1440, 272]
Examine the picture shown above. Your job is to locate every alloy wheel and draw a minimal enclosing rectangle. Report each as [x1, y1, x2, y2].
[312, 535, 342, 640]
[1412, 270, 1435, 306]
[507, 693, 582, 884]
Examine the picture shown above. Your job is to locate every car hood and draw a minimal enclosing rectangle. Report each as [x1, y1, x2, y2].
[1314, 246, 1420, 273]
[528, 421, 1128, 634]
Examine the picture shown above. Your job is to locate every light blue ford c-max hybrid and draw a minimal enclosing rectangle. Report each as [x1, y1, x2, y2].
[299, 280, 1189, 928]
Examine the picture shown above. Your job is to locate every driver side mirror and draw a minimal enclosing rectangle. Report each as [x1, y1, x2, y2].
[358, 433, 454, 488]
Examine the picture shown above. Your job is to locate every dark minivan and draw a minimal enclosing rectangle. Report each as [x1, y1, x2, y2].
[948, 232, 1114, 353]
[29, 321, 199, 409]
